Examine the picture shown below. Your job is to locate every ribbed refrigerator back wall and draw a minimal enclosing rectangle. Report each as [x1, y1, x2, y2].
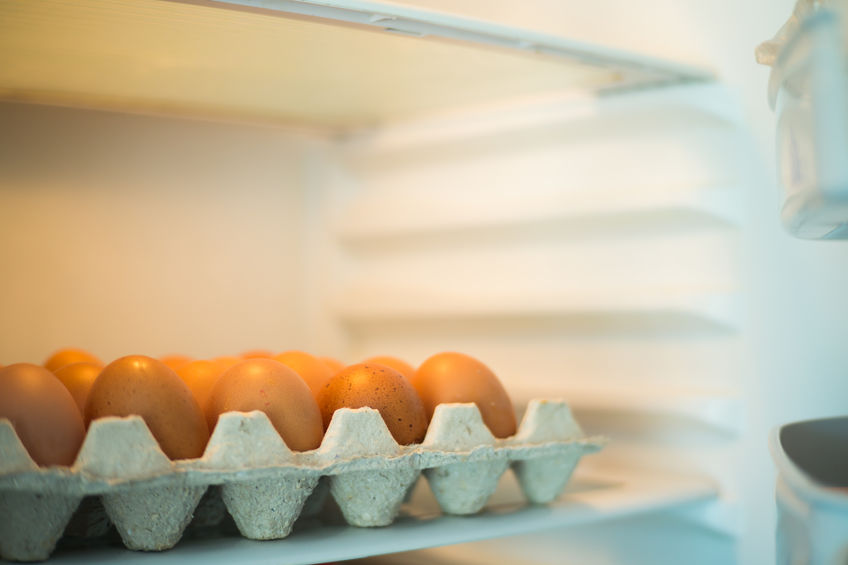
[315, 86, 748, 547]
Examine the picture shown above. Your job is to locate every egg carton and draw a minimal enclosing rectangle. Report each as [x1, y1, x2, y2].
[0, 399, 604, 562]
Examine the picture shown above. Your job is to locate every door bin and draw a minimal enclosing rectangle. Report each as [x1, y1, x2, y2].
[770, 417, 848, 565]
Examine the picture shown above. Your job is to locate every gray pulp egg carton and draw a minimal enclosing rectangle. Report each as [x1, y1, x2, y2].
[0, 399, 604, 562]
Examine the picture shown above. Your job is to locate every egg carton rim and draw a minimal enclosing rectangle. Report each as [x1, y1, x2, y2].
[0, 439, 605, 493]
[0, 399, 607, 494]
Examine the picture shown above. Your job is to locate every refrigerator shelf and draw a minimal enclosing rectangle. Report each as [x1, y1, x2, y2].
[0, 0, 711, 130]
[335, 185, 741, 244]
[335, 290, 740, 334]
[38, 468, 718, 565]
[357, 497, 739, 565]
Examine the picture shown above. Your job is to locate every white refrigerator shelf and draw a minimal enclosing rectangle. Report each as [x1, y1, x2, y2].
[0, 0, 711, 129]
[512, 385, 743, 435]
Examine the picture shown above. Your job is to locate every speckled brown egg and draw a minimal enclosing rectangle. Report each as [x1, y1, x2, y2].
[0, 363, 86, 466]
[363, 356, 416, 380]
[85, 355, 209, 460]
[275, 351, 334, 399]
[206, 358, 323, 451]
[412, 352, 516, 439]
[54, 362, 101, 415]
[44, 348, 102, 372]
[319, 363, 427, 445]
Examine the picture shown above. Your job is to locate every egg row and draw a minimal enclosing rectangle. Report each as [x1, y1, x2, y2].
[0, 349, 517, 468]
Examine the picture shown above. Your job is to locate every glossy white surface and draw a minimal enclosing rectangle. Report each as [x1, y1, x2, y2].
[0, 0, 708, 129]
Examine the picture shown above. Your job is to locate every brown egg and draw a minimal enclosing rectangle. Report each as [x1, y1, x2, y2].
[412, 352, 516, 439]
[44, 348, 102, 372]
[176, 360, 224, 413]
[240, 349, 274, 359]
[319, 363, 427, 445]
[320, 357, 345, 375]
[207, 358, 323, 451]
[54, 362, 101, 415]
[85, 355, 209, 460]
[160, 354, 193, 371]
[213, 355, 241, 375]
[275, 351, 334, 399]
[363, 356, 416, 380]
[0, 363, 86, 466]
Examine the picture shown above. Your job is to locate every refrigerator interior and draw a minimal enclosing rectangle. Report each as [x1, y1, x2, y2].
[6, 1, 848, 564]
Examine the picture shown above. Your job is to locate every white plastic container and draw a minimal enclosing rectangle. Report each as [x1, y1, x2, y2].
[769, 417, 848, 565]
[765, 7, 848, 238]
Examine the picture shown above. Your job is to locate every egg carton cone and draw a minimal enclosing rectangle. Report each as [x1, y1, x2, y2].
[76, 416, 207, 551]
[510, 400, 588, 504]
[0, 422, 83, 561]
[319, 409, 421, 527]
[200, 413, 319, 540]
[421, 404, 509, 515]
[0, 399, 604, 562]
